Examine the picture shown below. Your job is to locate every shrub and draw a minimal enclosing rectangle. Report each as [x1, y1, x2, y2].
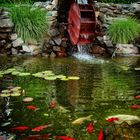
[107, 17, 140, 44]
[9, 5, 47, 43]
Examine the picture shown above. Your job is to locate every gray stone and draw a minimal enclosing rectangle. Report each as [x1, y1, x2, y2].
[12, 38, 24, 47]
[0, 40, 6, 46]
[0, 33, 8, 39]
[0, 19, 14, 28]
[9, 33, 17, 41]
[0, 11, 9, 19]
[51, 11, 58, 17]
[0, 27, 12, 33]
[104, 41, 114, 48]
[116, 44, 139, 55]
[53, 37, 62, 45]
[131, 3, 140, 11]
[11, 48, 18, 55]
[50, 52, 56, 58]
[53, 46, 61, 51]
[48, 28, 60, 37]
[22, 44, 31, 53]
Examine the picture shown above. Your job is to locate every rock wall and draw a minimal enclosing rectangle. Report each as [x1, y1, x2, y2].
[95, 2, 140, 55]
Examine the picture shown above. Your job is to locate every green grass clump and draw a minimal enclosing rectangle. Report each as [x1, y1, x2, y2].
[107, 17, 140, 44]
[9, 5, 47, 43]
[99, 0, 136, 4]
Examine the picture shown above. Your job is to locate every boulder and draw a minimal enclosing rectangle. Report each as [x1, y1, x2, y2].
[115, 44, 139, 55]
[11, 48, 18, 55]
[0, 19, 13, 28]
[0, 33, 8, 39]
[12, 38, 24, 47]
[53, 37, 62, 45]
[91, 46, 106, 55]
[9, 33, 17, 41]
[48, 28, 60, 37]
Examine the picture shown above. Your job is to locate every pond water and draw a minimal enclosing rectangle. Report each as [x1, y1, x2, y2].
[0, 55, 140, 140]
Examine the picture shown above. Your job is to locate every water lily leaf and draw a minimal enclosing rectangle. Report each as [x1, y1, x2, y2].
[11, 93, 21, 97]
[120, 66, 129, 71]
[32, 73, 44, 78]
[12, 71, 21, 76]
[1, 89, 10, 93]
[0, 75, 3, 78]
[68, 76, 80, 80]
[0, 94, 10, 97]
[56, 75, 66, 79]
[44, 76, 57, 80]
[60, 78, 69, 81]
[43, 70, 53, 74]
[44, 113, 49, 117]
[18, 73, 31, 76]
[11, 87, 21, 91]
[134, 67, 140, 70]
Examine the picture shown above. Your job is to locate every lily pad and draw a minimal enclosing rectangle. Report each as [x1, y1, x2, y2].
[56, 75, 66, 79]
[0, 94, 10, 97]
[32, 73, 44, 78]
[12, 71, 21, 76]
[18, 73, 31, 76]
[1, 89, 11, 93]
[134, 67, 140, 70]
[0, 75, 3, 78]
[11, 93, 21, 97]
[11, 87, 21, 91]
[60, 78, 69, 81]
[44, 76, 57, 80]
[44, 113, 49, 117]
[68, 76, 80, 80]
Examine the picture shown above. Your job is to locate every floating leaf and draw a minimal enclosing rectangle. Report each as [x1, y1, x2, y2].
[18, 73, 31, 76]
[11, 87, 21, 91]
[44, 76, 57, 80]
[56, 75, 66, 79]
[0, 75, 3, 78]
[32, 73, 44, 78]
[0, 94, 10, 97]
[1, 90, 11, 93]
[44, 113, 49, 117]
[11, 93, 21, 97]
[12, 71, 21, 76]
[134, 67, 140, 70]
[68, 76, 80, 80]
[60, 78, 69, 81]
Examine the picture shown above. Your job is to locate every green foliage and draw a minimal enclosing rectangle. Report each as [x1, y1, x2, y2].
[107, 17, 140, 44]
[9, 5, 47, 43]
[99, 0, 136, 4]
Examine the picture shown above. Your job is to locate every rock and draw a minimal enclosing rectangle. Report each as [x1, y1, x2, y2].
[0, 11, 9, 19]
[22, 44, 31, 53]
[51, 11, 58, 17]
[33, 2, 42, 7]
[0, 19, 13, 28]
[51, 0, 58, 6]
[104, 41, 114, 48]
[0, 40, 6, 46]
[106, 114, 140, 125]
[50, 52, 56, 58]
[11, 48, 18, 55]
[0, 33, 8, 39]
[53, 46, 61, 51]
[53, 37, 62, 45]
[22, 97, 34, 102]
[48, 28, 60, 37]
[12, 38, 24, 47]
[9, 33, 17, 41]
[0, 27, 12, 33]
[131, 3, 140, 12]
[115, 44, 139, 55]
[91, 46, 106, 55]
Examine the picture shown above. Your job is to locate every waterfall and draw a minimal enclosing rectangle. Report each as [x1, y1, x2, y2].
[77, 0, 88, 4]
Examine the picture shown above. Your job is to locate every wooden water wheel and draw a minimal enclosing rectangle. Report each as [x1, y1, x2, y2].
[68, 1, 96, 45]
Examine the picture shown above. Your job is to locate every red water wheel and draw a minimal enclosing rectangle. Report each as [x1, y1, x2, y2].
[68, 2, 96, 45]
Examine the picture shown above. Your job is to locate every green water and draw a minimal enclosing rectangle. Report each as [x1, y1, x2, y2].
[0, 56, 140, 140]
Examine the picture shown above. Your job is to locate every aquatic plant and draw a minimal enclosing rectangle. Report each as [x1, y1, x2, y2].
[9, 5, 47, 43]
[107, 17, 140, 44]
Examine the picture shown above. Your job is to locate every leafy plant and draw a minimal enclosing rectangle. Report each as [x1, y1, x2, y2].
[99, 0, 136, 4]
[9, 5, 47, 43]
[107, 17, 140, 44]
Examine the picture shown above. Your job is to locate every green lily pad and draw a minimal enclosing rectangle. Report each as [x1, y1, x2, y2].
[56, 75, 66, 79]
[134, 67, 140, 70]
[44, 113, 49, 117]
[18, 73, 31, 76]
[32, 73, 44, 78]
[44, 76, 57, 80]
[11, 87, 21, 91]
[11, 93, 21, 97]
[1, 90, 11, 93]
[60, 78, 69, 81]
[0, 75, 3, 78]
[68, 76, 80, 80]
[12, 71, 21, 76]
[0, 94, 10, 97]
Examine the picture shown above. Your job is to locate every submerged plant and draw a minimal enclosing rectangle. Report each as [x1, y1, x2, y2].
[107, 17, 140, 44]
[9, 5, 47, 43]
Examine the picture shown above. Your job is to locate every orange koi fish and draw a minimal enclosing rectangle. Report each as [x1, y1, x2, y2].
[86, 122, 94, 134]
[31, 125, 48, 132]
[106, 117, 119, 123]
[26, 105, 37, 110]
[10, 126, 29, 131]
[55, 136, 75, 140]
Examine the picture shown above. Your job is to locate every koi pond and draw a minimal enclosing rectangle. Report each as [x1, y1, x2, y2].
[0, 55, 140, 140]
